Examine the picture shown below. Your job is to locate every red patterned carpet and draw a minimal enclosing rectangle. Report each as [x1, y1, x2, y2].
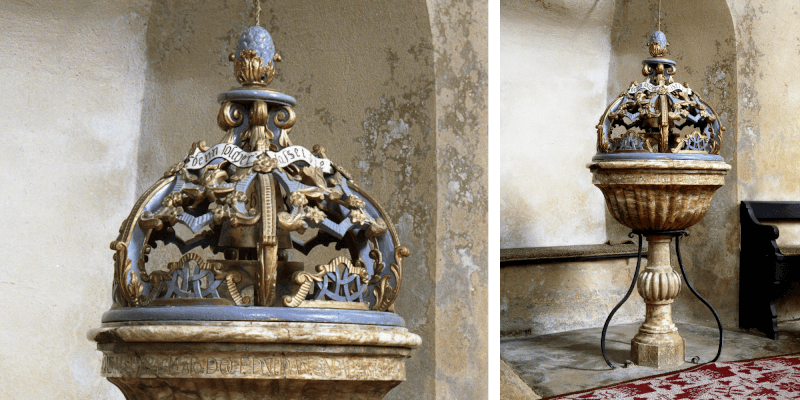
[548, 355, 800, 399]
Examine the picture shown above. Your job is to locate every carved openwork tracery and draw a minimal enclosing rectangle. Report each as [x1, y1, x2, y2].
[596, 31, 725, 156]
[111, 26, 406, 313]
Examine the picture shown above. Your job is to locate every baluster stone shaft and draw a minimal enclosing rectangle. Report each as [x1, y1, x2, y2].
[631, 234, 684, 368]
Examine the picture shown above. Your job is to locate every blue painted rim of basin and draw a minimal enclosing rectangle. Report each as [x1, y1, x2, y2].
[592, 153, 724, 162]
[102, 306, 405, 327]
[217, 89, 297, 106]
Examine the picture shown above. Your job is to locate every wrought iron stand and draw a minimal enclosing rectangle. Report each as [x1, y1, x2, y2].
[600, 230, 724, 369]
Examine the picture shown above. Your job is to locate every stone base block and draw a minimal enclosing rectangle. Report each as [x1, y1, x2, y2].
[631, 331, 685, 369]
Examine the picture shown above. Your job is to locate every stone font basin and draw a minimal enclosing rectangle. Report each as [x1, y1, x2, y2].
[589, 159, 731, 232]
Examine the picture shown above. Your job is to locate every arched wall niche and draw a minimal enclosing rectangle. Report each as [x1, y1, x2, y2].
[500, 0, 738, 251]
[0, 0, 477, 397]
[133, 1, 488, 399]
[500, 0, 742, 334]
[134, 2, 438, 399]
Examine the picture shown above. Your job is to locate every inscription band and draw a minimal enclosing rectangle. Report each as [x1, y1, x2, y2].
[101, 353, 405, 381]
[185, 144, 332, 173]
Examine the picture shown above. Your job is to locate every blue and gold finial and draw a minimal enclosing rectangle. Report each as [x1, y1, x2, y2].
[228, 26, 282, 86]
[648, 30, 669, 58]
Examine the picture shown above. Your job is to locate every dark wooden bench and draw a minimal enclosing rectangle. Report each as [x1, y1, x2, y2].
[740, 201, 800, 339]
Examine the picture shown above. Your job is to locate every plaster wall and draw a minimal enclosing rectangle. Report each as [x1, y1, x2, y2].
[500, 0, 616, 248]
[0, 1, 487, 399]
[0, 1, 151, 398]
[427, 0, 489, 397]
[501, 258, 646, 336]
[728, 0, 800, 322]
[731, 1, 800, 202]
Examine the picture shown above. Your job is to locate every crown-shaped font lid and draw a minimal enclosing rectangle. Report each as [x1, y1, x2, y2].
[594, 31, 725, 160]
[107, 26, 408, 323]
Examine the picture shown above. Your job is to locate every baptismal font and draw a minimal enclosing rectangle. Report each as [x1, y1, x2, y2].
[590, 30, 729, 369]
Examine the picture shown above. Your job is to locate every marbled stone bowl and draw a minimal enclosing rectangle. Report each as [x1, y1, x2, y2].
[588, 159, 731, 232]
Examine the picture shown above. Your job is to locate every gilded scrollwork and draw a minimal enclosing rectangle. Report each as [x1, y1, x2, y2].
[283, 256, 370, 307]
[127, 269, 144, 304]
[273, 165, 387, 238]
[136, 252, 249, 305]
[233, 49, 276, 86]
[649, 40, 669, 57]
[218, 101, 244, 144]
[189, 141, 210, 155]
[252, 154, 279, 173]
[211, 190, 256, 227]
[372, 246, 409, 312]
[139, 192, 185, 231]
[276, 205, 326, 234]
[274, 107, 296, 148]
[142, 161, 260, 233]
[164, 162, 185, 178]
[111, 240, 136, 306]
[674, 131, 709, 154]
[611, 130, 653, 153]
[243, 100, 272, 152]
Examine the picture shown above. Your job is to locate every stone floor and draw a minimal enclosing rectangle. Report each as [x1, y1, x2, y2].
[501, 321, 800, 398]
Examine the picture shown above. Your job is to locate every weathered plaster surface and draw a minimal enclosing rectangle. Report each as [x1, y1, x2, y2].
[500, 0, 616, 248]
[730, 1, 798, 201]
[0, 1, 150, 398]
[728, 0, 800, 323]
[0, 1, 486, 399]
[501, 258, 646, 336]
[427, 0, 488, 398]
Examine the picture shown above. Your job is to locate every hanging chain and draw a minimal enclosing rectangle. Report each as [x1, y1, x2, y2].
[657, 0, 662, 31]
[253, 0, 261, 26]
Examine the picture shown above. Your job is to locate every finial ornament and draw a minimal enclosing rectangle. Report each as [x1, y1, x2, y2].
[648, 30, 669, 57]
[230, 26, 281, 86]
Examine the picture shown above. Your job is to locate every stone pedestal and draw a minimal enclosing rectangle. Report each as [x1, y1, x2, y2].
[630, 235, 684, 368]
[88, 308, 421, 399]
